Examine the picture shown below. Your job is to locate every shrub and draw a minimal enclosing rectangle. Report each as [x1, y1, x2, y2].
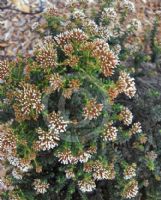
[0, 1, 147, 199]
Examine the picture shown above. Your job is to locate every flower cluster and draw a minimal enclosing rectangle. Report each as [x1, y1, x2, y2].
[57, 149, 76, 165]
[48, 111, 69, 133]
[54, 28, 88, 45]
[35, 38, 57, 70]
[62, 88, 73, 99]
[83, 19, 98, 35]
[49, 73, 63, 92]
[13, 83, 44, 121]
[63, 55, 79, 67]
[123, 163, 137, 180]
[129, 122, 142, 136]
[77, 151, 92, 163]
[83, 98, 103, 120]
[63, 43, 74, 55]
[92, 39, 118, 77]
[78, 178, 96, 192]
[33, 179, 49, 194]
[102, 122, 118, 142]
[120, 0, 136, 13]
[119, 107, 133, 126]
[107, 86, 120, 103]
[117, 72, 136, 98]
[36, 48, 57, 69]
[83, 162, 93, 173]
[72, 9, 86, 20]
[35, 128, 60, 151]
[72, 7, 95, 31]
[47, 7, 62, 17]
[0, 125, 17, 156]
[56, 148, 95, 165]
[7, 155, 32, 173]
[68, 79, 80, 92]
[107, 71, 136, 102]
[122, 179, 139, 199]
[127, 19, 142, 32]
[93, 162, 115, 180]
[101, 7, 117, 21]
[0, 60, 9, 81]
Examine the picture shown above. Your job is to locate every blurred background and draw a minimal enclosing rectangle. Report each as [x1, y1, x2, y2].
[0, 0, 160, 58]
